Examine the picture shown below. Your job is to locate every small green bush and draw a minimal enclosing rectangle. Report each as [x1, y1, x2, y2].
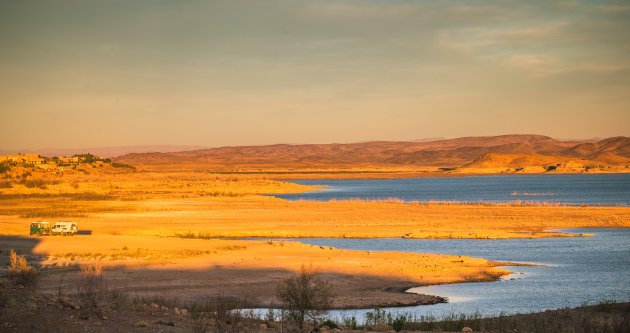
[392, 314, 407, 332]
[321, 319, 339, 329]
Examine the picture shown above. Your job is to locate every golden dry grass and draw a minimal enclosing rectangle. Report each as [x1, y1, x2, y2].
[3, 195, 628, 239]
[1, 170, 629, 239]
[1, 169, 628, 307]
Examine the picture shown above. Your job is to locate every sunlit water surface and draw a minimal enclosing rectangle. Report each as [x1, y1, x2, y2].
[287, 229, 630, 318]
[264, 174, 630, 318]
[274, 174, 630, 205]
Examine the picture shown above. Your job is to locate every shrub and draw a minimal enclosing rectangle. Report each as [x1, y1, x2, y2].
[276, 265, 334, 331]
[20, 178, 59, 189]
[321, 319, 339, 329]
[7, 249, 39, 289]
[392, 314, 407, 332]
[21, 179, 48, 189]
[0, 161, 12, 173]
[595, 298, 619, 312]
[265, 307, 275, 322]
[341, 315, 358, 329]
[73, 153, 98, 164]
[364, 308, 388, 328]
[190, 292, 248, 333]
[111, 162, 136, 170]
[76, 264, 107, 314]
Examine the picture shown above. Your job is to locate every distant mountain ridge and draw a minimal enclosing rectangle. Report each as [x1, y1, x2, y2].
[114, 135, 630, 173]
[0, 145, 209, 158]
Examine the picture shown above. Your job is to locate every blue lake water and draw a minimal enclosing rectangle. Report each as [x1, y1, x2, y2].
[265, 174, 630, 318]
[291, 228, 630, 318]
[273, 174, 630, 205]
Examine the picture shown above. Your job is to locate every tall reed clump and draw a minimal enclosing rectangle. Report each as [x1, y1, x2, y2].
[7, 249, 39, 289]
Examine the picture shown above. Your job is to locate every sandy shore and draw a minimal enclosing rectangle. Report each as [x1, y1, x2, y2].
[0, 234, 509, 308]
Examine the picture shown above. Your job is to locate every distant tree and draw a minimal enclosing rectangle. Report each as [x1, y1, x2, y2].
[276, 265, 334, 331]
[0, 161, 11, 173]
[73, 153, 97, 163]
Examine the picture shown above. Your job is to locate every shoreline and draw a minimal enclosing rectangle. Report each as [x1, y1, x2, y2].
[5, 271, 629, 333]
[3, 274, 629, 333]
[0, 234, 511, 310]
[130, 166, 630, 178]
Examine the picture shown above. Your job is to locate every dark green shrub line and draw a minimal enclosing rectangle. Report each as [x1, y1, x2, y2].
[111, 162, 136, 169]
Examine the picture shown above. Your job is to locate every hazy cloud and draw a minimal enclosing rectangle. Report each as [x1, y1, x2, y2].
[1, 0, 628, 149]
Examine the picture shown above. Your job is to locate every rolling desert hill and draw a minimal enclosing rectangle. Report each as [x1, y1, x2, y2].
[563, 136, 630, 159]
[114, 135, 630, 173]
[0, 145, 209, 158]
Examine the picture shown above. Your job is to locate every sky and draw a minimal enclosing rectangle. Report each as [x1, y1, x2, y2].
[1, 0, 629, 150]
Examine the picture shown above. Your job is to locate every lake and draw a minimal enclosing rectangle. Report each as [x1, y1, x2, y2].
[268, 174, 630, 318]
[292, 228, 630, 318]
[273, 174, 630, 205]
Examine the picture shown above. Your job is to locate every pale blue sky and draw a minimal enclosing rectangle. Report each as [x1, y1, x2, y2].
[1, 0, 629, 149]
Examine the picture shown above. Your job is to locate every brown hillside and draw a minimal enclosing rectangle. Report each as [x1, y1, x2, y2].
[564, 136, 630, 159]
[114, 135, 630, 173]
[461, 151, 630, 174]
[462, 153, 567, 169]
